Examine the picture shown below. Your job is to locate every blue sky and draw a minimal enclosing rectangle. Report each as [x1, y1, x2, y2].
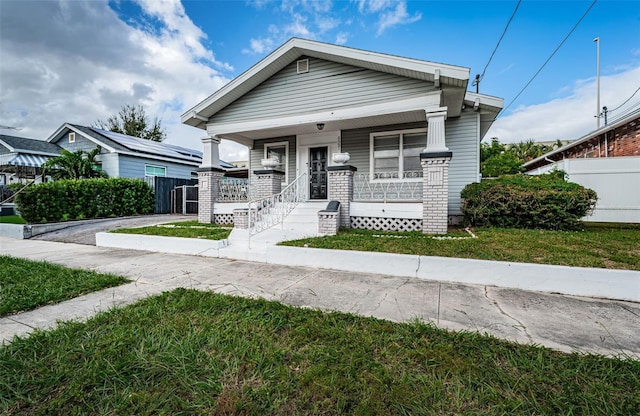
[1, 0, 639, 161]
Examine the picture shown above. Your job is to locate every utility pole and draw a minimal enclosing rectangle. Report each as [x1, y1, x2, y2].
[594, 37, 601, 129]
[472, 74, 480, 94]
[602, 106, 608, 126]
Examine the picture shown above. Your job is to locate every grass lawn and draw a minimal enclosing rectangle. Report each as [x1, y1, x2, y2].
[112, 220, 232, 240]
[1, 289, 638, 415]
[0, 256, 129, 317]
[281, 223, 640, 270]
[0, 215, 26, 224]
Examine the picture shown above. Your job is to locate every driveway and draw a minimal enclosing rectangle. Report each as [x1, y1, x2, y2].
[31, 215, 193, 245]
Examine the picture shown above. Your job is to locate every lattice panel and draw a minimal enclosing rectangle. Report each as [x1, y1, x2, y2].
[214, 214, 234, 224]
[350, 216, 422, 231]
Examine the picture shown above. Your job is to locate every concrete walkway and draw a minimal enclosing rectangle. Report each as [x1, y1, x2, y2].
[1, 237, 639, 358]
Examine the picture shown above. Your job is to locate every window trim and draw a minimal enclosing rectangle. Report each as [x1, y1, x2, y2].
[369, 128, 426, 182]
[264, 141, 289, 183]
[144, 164, 167, 177]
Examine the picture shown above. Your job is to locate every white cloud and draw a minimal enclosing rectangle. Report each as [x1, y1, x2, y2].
[486, 66, 640, 143]
[375, 1, 421, 36]
[0, 0, 237, 159]
[335, 32, 348, 45]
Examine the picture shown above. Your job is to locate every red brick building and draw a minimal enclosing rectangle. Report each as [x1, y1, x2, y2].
[524, 110, 640, 171]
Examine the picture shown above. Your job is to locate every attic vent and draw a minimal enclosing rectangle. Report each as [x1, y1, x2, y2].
[68, 132, 75, 143]
[297, 59, 309, 74]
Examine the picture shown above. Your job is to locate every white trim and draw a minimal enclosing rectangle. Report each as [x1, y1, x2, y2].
[208, 94, 442, 137]
[369, 128, 427, 182]
[144, 164, 167, 177]
[464, 91, 504, 110]
[350, 202, 422, 219]
[264, 141, 289, 184]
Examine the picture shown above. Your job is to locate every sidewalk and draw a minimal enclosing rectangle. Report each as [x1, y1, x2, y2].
[1, 236, 639, 357]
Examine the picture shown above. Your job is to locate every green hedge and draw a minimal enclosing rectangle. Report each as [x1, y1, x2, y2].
[15, 178, 154, 224]
[461, 172, 597, 230]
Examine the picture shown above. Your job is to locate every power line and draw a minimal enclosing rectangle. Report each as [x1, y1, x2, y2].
[500, 0, 598, 116]
[478, 0, 522, 83]
[607, 86, 640, 113]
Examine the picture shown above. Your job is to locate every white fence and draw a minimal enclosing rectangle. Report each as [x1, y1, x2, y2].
[528, 156, 640, 223]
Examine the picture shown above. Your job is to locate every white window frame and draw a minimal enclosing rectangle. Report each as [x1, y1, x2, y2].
[68, 132, 75, 143]
[264, 141, 289, 184]
[144, 164, 167, 177]
[369, 128, 426, 182]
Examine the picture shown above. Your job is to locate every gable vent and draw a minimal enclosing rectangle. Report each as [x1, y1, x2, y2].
[68, 132, 75, 143]
[297, 59, 309, 74]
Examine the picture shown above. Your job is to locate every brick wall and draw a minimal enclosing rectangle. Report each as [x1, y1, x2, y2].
[421, 156, 451, 234]
[327, 166, 356, 228]
[318, 211, 339, 235]
[197, 170, 224, 224]
[253, 170, 284, 199]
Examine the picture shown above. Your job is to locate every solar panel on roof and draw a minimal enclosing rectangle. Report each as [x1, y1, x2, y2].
[91, 128, 202, 163]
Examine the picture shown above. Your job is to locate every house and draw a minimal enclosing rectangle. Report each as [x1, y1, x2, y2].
[524, 110, 640, 223]
[0, 134, 62, 184]
[182, 38, 503, 234]
[46, 123, 215, 180]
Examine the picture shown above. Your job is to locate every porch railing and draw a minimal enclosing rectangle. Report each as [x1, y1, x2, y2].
[353, 171, 423, 201]
[218, 177, 251, 202]
[248, 172, 307, 238]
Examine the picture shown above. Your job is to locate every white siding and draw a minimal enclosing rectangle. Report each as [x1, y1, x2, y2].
[214, 57, 435, 124]
[446, 110, 480, 214]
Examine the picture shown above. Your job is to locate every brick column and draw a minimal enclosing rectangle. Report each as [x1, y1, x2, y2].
[197, 168, 225, 224]
[327, 165, 356, 228]
[421, 152, 452, 234]
[252, 169, 284, 199]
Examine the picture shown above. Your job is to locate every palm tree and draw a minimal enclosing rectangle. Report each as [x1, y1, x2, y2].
[43, 147, 107, 180]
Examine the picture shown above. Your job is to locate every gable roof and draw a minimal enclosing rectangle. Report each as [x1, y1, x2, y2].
[0, 134, 62, 156]
[182, 38, 471, 128]
[47, 123, 203, 165]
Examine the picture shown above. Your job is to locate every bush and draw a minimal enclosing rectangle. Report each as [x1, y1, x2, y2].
[15, 178, 154, 223]
[461, 171, 597, 230]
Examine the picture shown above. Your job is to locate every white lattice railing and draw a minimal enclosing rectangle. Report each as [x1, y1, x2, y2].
[353, 171, 423, 201]
[218, 177, 251, 202]
[248, 172, 307, 237]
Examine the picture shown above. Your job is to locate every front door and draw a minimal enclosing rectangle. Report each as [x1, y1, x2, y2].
[309, 147, 328, 200]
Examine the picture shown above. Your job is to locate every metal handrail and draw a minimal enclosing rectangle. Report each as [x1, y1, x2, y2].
[248, 172, 308, 241]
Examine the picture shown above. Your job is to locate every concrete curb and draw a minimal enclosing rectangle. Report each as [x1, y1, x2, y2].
[96, 232, 227, 257]
[95, 233, 640, 303]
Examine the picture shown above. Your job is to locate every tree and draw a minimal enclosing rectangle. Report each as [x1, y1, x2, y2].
[43, 147, 107, 180]
[94, 104, 166, 142]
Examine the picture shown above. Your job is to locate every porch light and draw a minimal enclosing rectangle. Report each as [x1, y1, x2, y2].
[316, 123, 325, 131]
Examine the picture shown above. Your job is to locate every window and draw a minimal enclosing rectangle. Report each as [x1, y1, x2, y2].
[145, 164, 166, 177]
[370, 129, 426, 180]
[264, 141, 289, 183]
[68, 132, 75, 143]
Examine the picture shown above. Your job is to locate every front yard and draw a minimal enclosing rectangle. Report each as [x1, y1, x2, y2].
[2, 289, 638, 415]
[0, 256, 129, 317]
[112, 220, 232, 240]
[281, 223, 640, 270]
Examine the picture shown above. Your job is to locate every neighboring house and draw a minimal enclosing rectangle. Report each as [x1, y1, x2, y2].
[182, 38, 503, 233]
[0, 134, 62, 184]
[524, 110, 640, 223]
[46, 123, 216, 180]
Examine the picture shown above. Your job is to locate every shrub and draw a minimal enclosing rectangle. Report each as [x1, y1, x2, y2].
[461, 171, 597, 230]
[15, 178, 154, 223]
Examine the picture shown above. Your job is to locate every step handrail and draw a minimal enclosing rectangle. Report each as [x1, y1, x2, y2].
[247, 172, 307, 240]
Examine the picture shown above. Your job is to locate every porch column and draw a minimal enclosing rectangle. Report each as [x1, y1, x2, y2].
[198, 135, 225, 224]
[421, 110, 451, 234]
[327, 165, 356, 228]
[253, 169, 284, 199]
